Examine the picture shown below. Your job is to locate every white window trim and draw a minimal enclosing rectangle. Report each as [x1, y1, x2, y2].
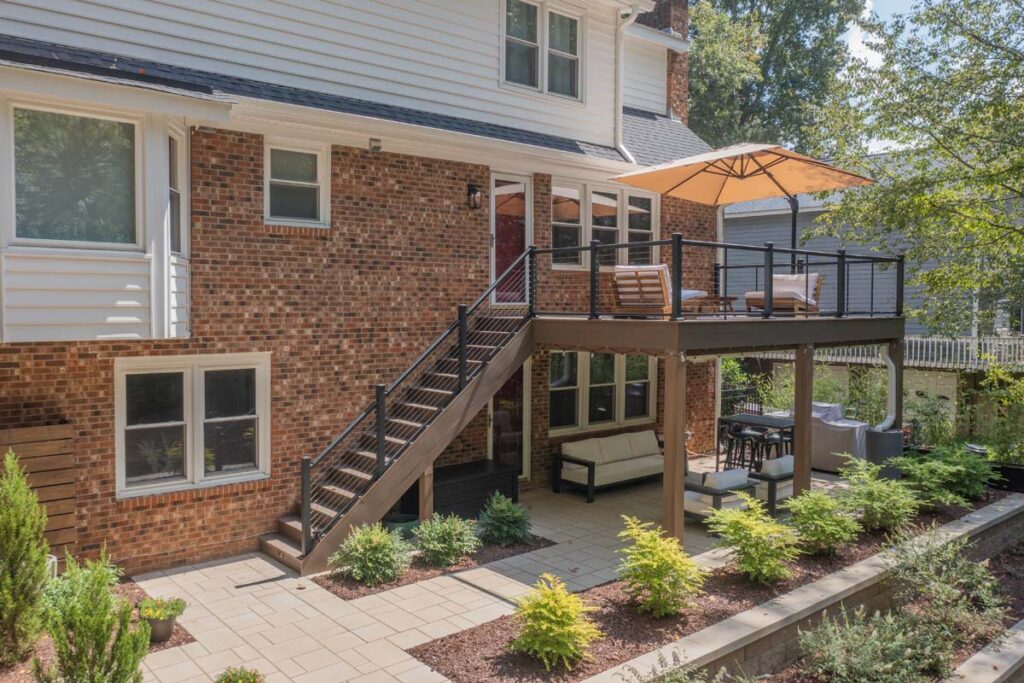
[549, 180, 660, 271]
[114, 352, 272, 499]
[548, 351, 657, 436]
[500, 0, 587, 103]
[167, 123, 188, 258]
[263, 141, 331, 229]
[3, 98, 146, 251]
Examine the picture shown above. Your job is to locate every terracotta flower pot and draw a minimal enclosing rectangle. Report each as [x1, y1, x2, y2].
[146, 616, 176, 643]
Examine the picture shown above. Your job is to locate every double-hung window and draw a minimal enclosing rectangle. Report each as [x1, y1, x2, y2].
[168, 134, 185, 254]
[116, 353, 271, 497]
[265, 144, 329, 227]
[12, 106, 140, 247]
[504, 0, 582, 100]
[548, 351, 656, 434]
[550, 184, 659, 269]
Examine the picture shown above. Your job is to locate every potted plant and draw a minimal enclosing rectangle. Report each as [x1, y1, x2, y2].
[138, 597, 186, 642]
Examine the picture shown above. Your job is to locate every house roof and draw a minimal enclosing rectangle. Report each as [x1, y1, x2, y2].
[0, 33, 709, 168]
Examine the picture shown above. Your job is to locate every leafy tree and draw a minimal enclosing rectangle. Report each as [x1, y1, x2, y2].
[0, 450, 50, 666]
[807, 0, 1024, 334]
[689, 0, 864, 149]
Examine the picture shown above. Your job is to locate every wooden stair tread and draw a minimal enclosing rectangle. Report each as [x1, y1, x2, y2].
[258, 533, 302, 571]
[277, 515, 303, 544]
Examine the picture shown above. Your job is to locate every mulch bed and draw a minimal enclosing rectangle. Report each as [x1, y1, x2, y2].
[313, 534, 555, 600]
[409, 492, 1007, 683]
[0, 578, 194, 683]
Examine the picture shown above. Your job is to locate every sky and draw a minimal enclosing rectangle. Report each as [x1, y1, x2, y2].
[846, 0, 918, 66]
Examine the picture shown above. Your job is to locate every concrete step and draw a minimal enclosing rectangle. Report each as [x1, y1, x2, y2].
[258, 533, 302, 572]
[277, 515, 303, 544]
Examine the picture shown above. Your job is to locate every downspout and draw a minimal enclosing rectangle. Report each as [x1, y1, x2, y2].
[615, 6, 641, 164]
[876, 345, 898, 431]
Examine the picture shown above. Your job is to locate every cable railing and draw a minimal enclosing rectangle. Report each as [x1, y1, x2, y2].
[299, 252, 531, 553]
[526, 234, 903, 320]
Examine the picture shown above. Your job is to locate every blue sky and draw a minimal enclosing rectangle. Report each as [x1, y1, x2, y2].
[846, 0, 919, 66]
[872, 0, 917, 21]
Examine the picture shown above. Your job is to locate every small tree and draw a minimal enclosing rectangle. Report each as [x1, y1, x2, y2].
[35, 553, 150, 683]
[0, 449, 50, 666]
[478, 493, 532, 547]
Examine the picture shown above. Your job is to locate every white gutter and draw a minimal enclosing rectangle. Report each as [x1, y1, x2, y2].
[614, 6, 642, 164]
[625, 23, 690, 53]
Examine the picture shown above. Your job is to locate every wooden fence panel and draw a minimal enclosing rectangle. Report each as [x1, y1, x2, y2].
[1, 424, 77, 558]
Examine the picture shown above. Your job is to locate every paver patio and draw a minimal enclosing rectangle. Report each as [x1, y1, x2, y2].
[135, 467, 841, 682]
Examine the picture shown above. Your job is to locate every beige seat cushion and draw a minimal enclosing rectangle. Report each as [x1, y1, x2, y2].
[756, 480, 794, 502]
[760, 455, 794, 477]
[702, 468, 750, 491]
[683, 490, 748, 516]
[626, 430, 661, 458]
[562, 454, 663, 487]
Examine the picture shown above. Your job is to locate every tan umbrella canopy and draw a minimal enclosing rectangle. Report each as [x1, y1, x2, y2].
[610, 143, 873, 268]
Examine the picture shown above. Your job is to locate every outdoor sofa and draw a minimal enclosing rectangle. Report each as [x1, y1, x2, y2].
[552, 430, 663, 503]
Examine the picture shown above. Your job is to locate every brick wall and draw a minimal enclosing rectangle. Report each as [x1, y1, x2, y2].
[0, 128, 494, 573]
[637, 0, 689, 122]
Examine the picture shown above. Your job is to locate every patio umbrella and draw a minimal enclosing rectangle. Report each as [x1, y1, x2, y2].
[610, 143, 874, 269]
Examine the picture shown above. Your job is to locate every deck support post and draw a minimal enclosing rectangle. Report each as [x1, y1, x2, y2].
[662, 353, 687, 543]
[888, 338, 904, 427]
[418, 464, 434, 521]
[793, 344, 814, 495]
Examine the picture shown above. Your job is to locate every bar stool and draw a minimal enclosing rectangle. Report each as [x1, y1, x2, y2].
[719, 421, 754, 470]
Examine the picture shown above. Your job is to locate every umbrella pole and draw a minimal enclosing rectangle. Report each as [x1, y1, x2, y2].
[788, 194, 799, 274]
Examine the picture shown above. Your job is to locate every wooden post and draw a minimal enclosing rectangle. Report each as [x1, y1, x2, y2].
[793, 344, 814, 495]
[888, 338, 904, 427]
[418, 464, 434, 521]
[662, 353, 687, 542]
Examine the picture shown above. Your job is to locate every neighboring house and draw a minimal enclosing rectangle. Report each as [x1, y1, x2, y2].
[0, 0, 904, 575]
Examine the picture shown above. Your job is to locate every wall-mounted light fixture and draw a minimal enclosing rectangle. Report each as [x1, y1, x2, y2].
[368, 137, 382, 152]
[467, 183, 482, 209]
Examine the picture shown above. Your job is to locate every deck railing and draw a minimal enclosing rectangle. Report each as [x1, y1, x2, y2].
[753, 335, 1024, 371]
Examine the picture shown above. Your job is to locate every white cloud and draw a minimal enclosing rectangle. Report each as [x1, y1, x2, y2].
[847, 0, 883, 67]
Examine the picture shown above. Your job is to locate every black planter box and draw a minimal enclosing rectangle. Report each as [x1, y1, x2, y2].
[994, 463, 1024, 492]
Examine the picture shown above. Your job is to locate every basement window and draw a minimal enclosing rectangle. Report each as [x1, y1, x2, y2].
[265, 143, 330, 227]
[115, 353, 271, 497]
[549, 351, 656, 434]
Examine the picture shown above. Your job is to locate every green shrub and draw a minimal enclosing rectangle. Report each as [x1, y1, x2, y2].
[328, 523, 412, 585]
[888, 526, 1005, 645]
[783, 489, 861, 555]
[137, 597, 186, 621]
[891, 444, 998, 507]
[510, 573, 602, 671]
[972, 363, 1024, 462]
[906, 391, 955, 447]
[214, 667, 266, 683]
[478, 493, 532, 546]
[837, 457, 920, 532]
[706, 493, 800, 584]
[799, 607, 951, 683]
[616, 516, 706, 618]
[846, 367, 889, 425]
[0, 449, 50, 666]
[620, 651, 729, 683]
[415, 514, 481, 567]
[35, 553, 150, 683]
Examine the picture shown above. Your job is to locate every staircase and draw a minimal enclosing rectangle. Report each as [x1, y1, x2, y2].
[260, 251, 535, 575]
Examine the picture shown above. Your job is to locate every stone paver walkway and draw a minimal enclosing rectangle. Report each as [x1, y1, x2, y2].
[135, 469, 840, 682]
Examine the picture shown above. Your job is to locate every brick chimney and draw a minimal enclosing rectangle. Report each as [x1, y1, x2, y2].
[637, 0, 689, 124]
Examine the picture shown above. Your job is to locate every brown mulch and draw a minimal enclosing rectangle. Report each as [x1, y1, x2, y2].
[313, 534, 555, 600]
[0, 579, 194, 683]
[409, 493, 1007, 683]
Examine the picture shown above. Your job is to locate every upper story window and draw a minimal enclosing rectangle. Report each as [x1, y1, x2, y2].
[504, 0, 582, 100]
[13, 106, 139, 246]
[265, 144, 330, 227]
[550, 182, 659, 270]
[168, 134, 184, 254]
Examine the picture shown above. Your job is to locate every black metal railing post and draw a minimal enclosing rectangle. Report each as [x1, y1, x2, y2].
[375, 384, 387, 474]
[896, 253, 905, 316]
[763, 242, 775, 319]
[713, 262, 721, 297]
[589, 239, 600, 320]
[836, 249, 847, 318]
[457, 304, 468, 390]
[671, 233, 683, 320]
[300, 456, 312, 554]
[527, 245, 537, 318]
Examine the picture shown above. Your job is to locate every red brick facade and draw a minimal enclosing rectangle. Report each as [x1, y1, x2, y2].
[638, 0, 689, 123]
[0, 127, 717, 572]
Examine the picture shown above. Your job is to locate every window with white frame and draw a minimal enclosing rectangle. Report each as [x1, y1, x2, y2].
[116, 354, 270, 496]
[265, 145, 328, 226]
[549, 184, 659, 269]
[168, 134, 184, 254]
[13, 106, 139, 245]
[548, 351, 656, 433]
[504, 0, 582, 99]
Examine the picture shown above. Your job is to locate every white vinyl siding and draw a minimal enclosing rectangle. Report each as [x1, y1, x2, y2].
[624, 38, 667, 114]
[1, 250, 151, 341]
[169, 255, 190, 339]
[0, 0, 618, 145]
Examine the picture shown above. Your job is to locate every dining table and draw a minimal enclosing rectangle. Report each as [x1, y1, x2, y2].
[717, 413, 795, 469]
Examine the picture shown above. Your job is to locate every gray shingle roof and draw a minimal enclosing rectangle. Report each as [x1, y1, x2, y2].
[621, 107, 712, 165]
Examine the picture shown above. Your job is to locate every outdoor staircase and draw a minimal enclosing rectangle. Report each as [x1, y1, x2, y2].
[259, 252, 535, 575]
